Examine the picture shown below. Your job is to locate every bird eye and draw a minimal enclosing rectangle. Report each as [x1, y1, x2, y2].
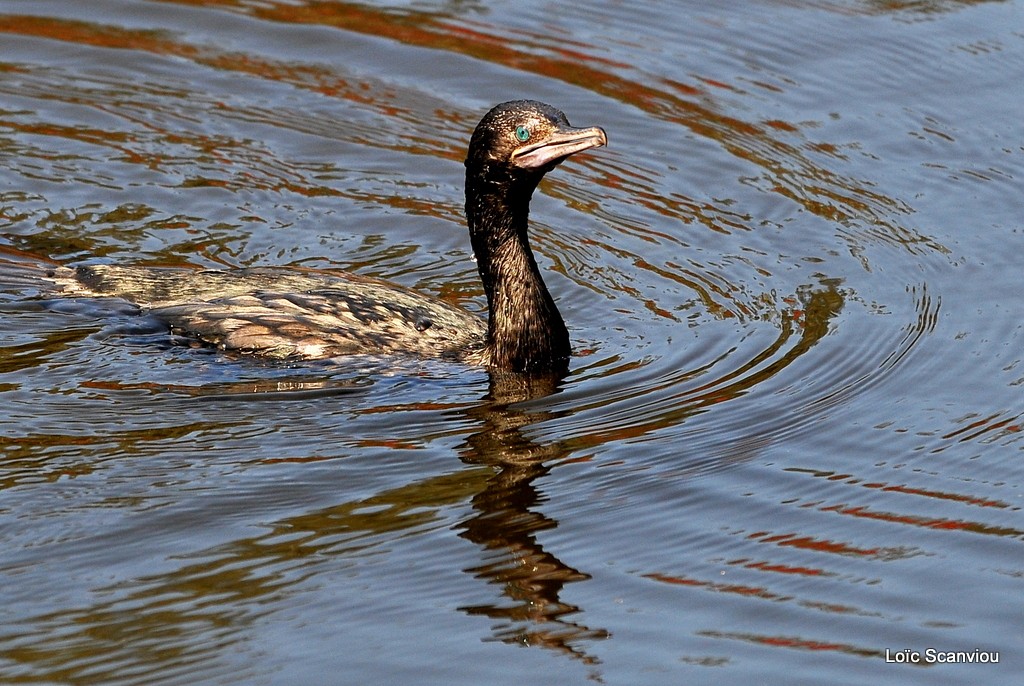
[515, 125, 531, 142]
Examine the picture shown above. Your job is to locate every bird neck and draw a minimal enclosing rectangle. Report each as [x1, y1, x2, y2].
[465, 171, 570, 373]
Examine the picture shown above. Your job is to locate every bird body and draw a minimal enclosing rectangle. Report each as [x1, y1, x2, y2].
[47, 101, 607, 373]
[50, 264, 488, 361]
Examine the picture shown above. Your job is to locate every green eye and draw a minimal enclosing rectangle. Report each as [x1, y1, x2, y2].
[515, 125, 531, 142]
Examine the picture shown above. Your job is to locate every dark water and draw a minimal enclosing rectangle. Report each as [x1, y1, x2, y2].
[1, 1, 1022, 684]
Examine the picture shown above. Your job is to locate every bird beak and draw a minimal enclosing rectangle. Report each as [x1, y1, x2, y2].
[511, 125, 608, 169]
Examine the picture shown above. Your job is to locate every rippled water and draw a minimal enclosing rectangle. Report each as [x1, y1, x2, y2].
[1, 1, 1022, 684]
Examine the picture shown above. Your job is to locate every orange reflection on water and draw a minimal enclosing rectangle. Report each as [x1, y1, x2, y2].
[147, 0, 922, 242]
[698, 630, 880, 658]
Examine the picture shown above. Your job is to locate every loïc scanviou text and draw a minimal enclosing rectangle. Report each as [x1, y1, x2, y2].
[885, 649, 999, 664]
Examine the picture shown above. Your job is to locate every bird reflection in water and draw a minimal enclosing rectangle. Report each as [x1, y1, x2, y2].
[454, 370, 610, 664]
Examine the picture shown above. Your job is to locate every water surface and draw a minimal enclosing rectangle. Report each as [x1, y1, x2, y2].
[1, 1, 1022, 684]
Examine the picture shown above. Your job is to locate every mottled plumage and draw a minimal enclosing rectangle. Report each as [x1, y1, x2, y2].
[48, 101, 607, 372]
[51, 264, 487, 361]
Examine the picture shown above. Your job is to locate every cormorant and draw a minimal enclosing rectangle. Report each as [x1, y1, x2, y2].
[49, 100, 607, 373]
